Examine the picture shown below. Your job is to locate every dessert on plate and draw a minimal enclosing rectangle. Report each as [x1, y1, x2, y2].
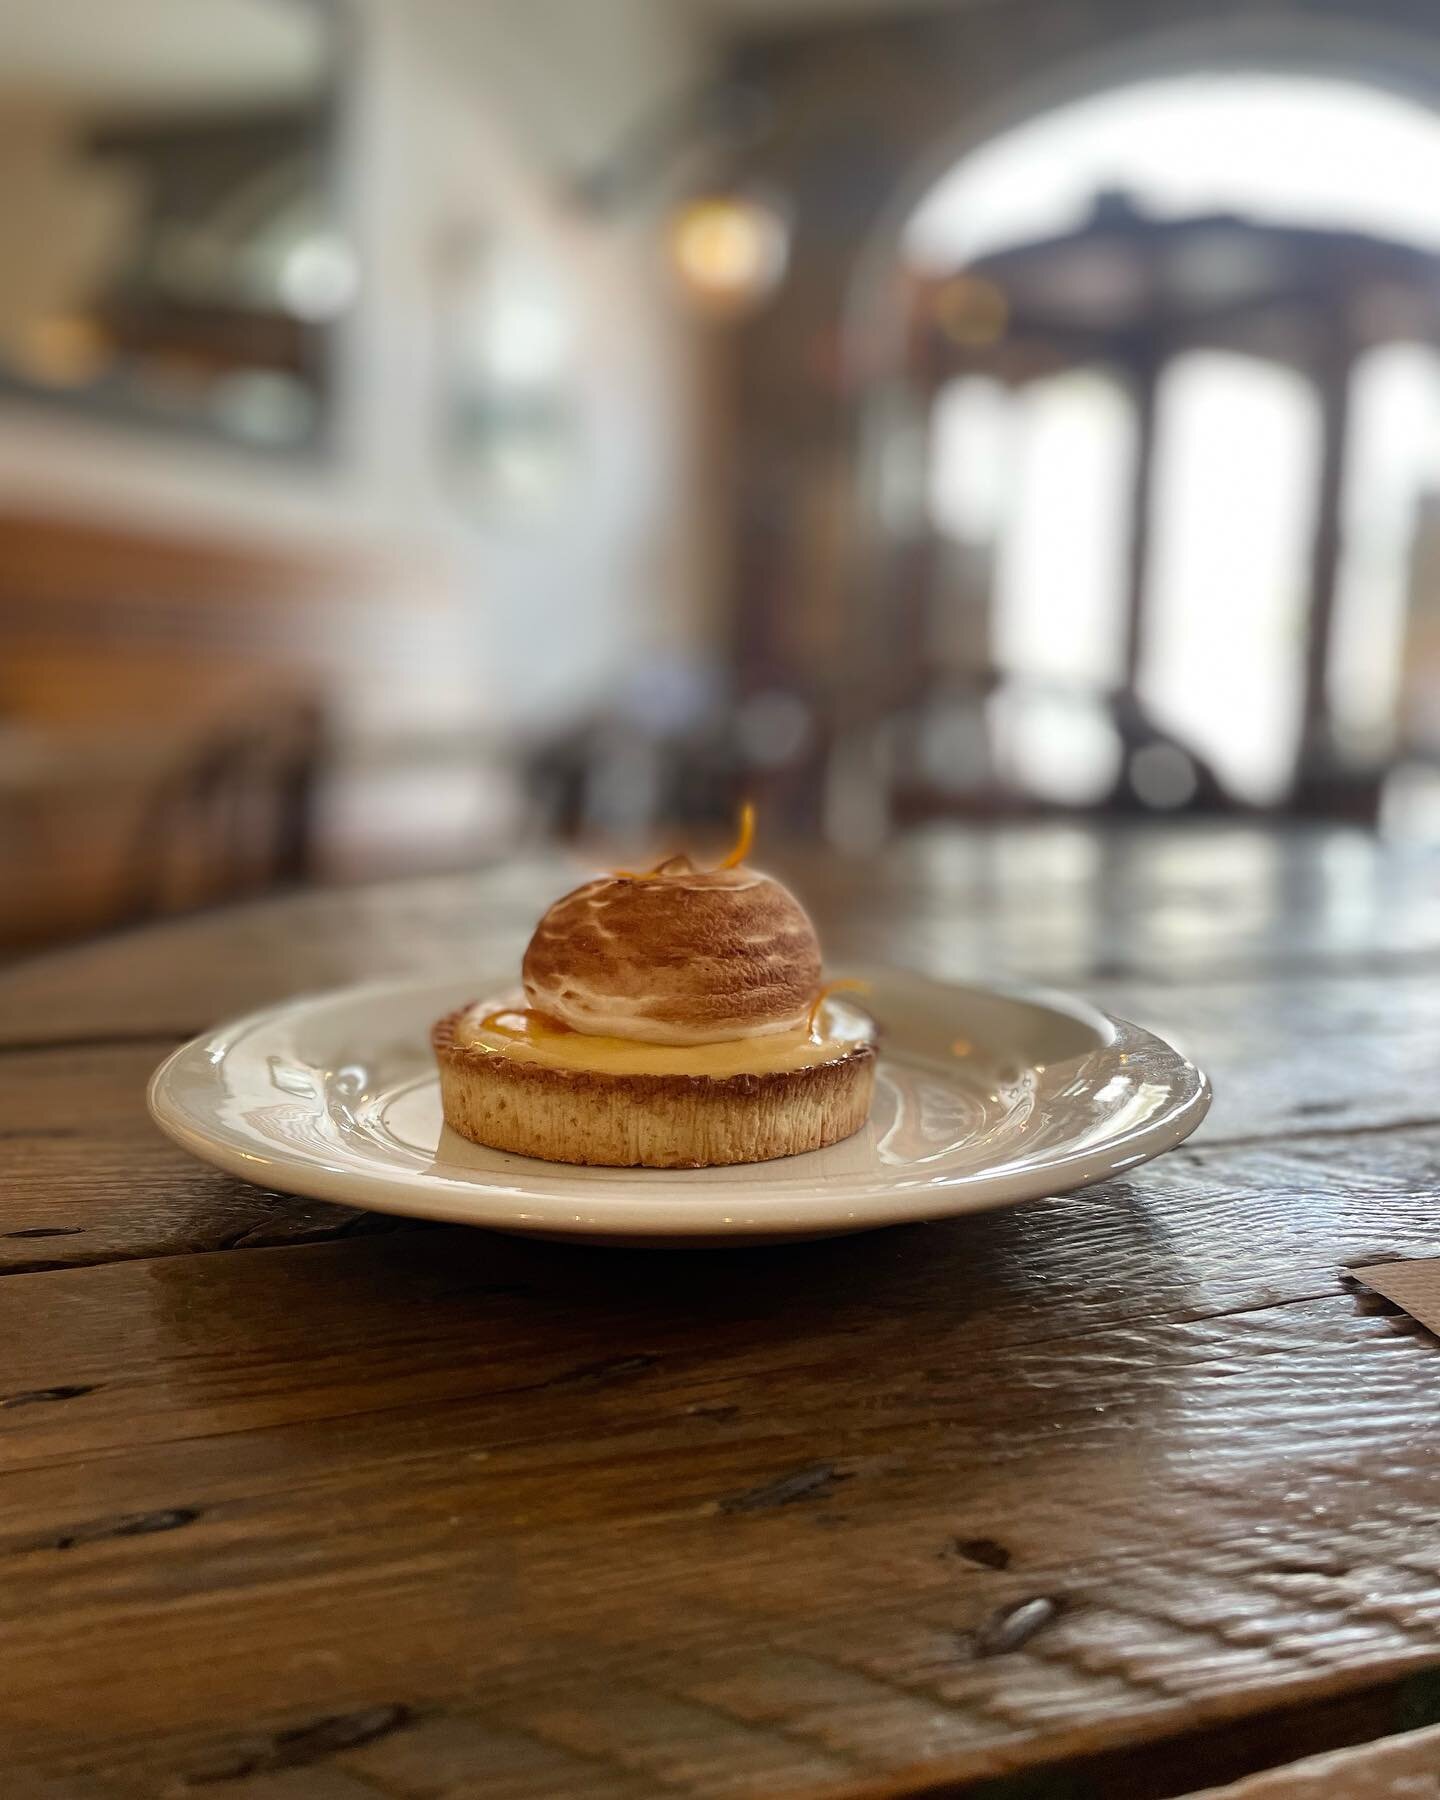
[432, 808, 876, 1167]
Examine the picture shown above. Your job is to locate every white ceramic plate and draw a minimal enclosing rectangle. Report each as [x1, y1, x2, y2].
[148, 969, 1209, 1244]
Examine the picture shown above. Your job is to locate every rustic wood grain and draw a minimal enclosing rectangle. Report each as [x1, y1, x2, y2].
[2, 1147, 1436, 1467]
[0, 1204, 1438, 1794]
[3, 825, 1440, 1798]
[0, 1042, 416, 1271]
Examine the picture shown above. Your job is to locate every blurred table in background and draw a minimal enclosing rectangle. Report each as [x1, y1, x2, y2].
[0, 691, 320, 950]
[0, 508, 338, 948]
[0, 507, 499, 946]
[2, 823, 1439, 1798]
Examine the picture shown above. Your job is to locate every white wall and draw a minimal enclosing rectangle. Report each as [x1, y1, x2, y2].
[341, 0, 713, 723]
[0, 0, 713, 735]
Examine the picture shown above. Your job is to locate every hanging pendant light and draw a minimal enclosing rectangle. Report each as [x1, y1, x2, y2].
[667, 189, 791, 319]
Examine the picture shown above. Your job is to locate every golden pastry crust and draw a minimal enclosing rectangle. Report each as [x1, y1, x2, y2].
[521, 863, 823, 1046]
[433, 1007, 876, 1168]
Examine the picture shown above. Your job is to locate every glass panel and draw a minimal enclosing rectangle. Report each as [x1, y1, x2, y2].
[0, 0, 342, 450]
[993, 367, 1132, 690]
[1142, 351, 1319, 803]
[927, 374, 1014, 545]
[1331, 342, 1440, 756]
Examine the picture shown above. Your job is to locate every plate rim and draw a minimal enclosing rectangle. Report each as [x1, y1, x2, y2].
[147, 967, 1211, 1238]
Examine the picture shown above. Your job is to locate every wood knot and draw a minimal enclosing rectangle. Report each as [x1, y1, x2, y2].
[550, 1354, 657, 1391]
[719, 1463, 851, 1513]
[2, 1384, 98, 1409]
[187, 1703, 414, 1783]
[951, 1536, 1011, 1570]
[47, 1507, 200, 1551]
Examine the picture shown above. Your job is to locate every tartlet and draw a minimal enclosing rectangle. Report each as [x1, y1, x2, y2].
[432, 819, 876, 1168]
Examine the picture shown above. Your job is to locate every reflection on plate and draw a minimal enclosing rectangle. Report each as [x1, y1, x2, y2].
[148, 969, 1209, 1244]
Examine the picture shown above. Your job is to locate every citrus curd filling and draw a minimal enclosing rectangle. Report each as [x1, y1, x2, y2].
[455, 995, 874, 1078]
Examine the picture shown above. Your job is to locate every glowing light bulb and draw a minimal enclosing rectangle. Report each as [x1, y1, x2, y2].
[668, 193, 789, 316]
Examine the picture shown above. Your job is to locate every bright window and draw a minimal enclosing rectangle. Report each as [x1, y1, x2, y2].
[1332, 343, 1440, 755]
[1141, 352, 1319, 803]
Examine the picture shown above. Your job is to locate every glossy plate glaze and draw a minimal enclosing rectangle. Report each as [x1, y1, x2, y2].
[148, 969, 1210, 1244]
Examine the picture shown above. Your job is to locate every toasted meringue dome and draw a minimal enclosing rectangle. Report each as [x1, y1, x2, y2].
[522, 857, 823, 1046]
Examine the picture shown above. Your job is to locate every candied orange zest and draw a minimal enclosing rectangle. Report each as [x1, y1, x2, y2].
[806, 978, 870, 1037]
[612, 802, 757, 882]
[717, 800, 756, 870]
[477, 1007, 573, 1040]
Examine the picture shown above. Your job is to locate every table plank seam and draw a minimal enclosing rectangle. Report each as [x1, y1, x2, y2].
[0, 1031, 190, 1058]
[522, 1683, 872, 1788]
[8, 1102, 1440, 1281]
[794, 1653, 1440, 1800]
[0, 1288, 1407, 1487]
[1195, 1114, 1440, 1152]
[0, 1225, 407, 1279]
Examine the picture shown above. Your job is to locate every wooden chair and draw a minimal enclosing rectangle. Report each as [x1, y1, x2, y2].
[117, 698, 323, 922]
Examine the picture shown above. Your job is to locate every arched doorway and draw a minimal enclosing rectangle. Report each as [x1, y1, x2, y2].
[849, 70, 1440, 821]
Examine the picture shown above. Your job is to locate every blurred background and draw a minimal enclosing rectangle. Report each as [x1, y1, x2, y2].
[5, 0, 1440, 954]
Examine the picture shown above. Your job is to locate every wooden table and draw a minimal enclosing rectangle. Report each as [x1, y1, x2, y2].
[3, 823, 1439, 1800]
[1186, 1721, 1440, 1797]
